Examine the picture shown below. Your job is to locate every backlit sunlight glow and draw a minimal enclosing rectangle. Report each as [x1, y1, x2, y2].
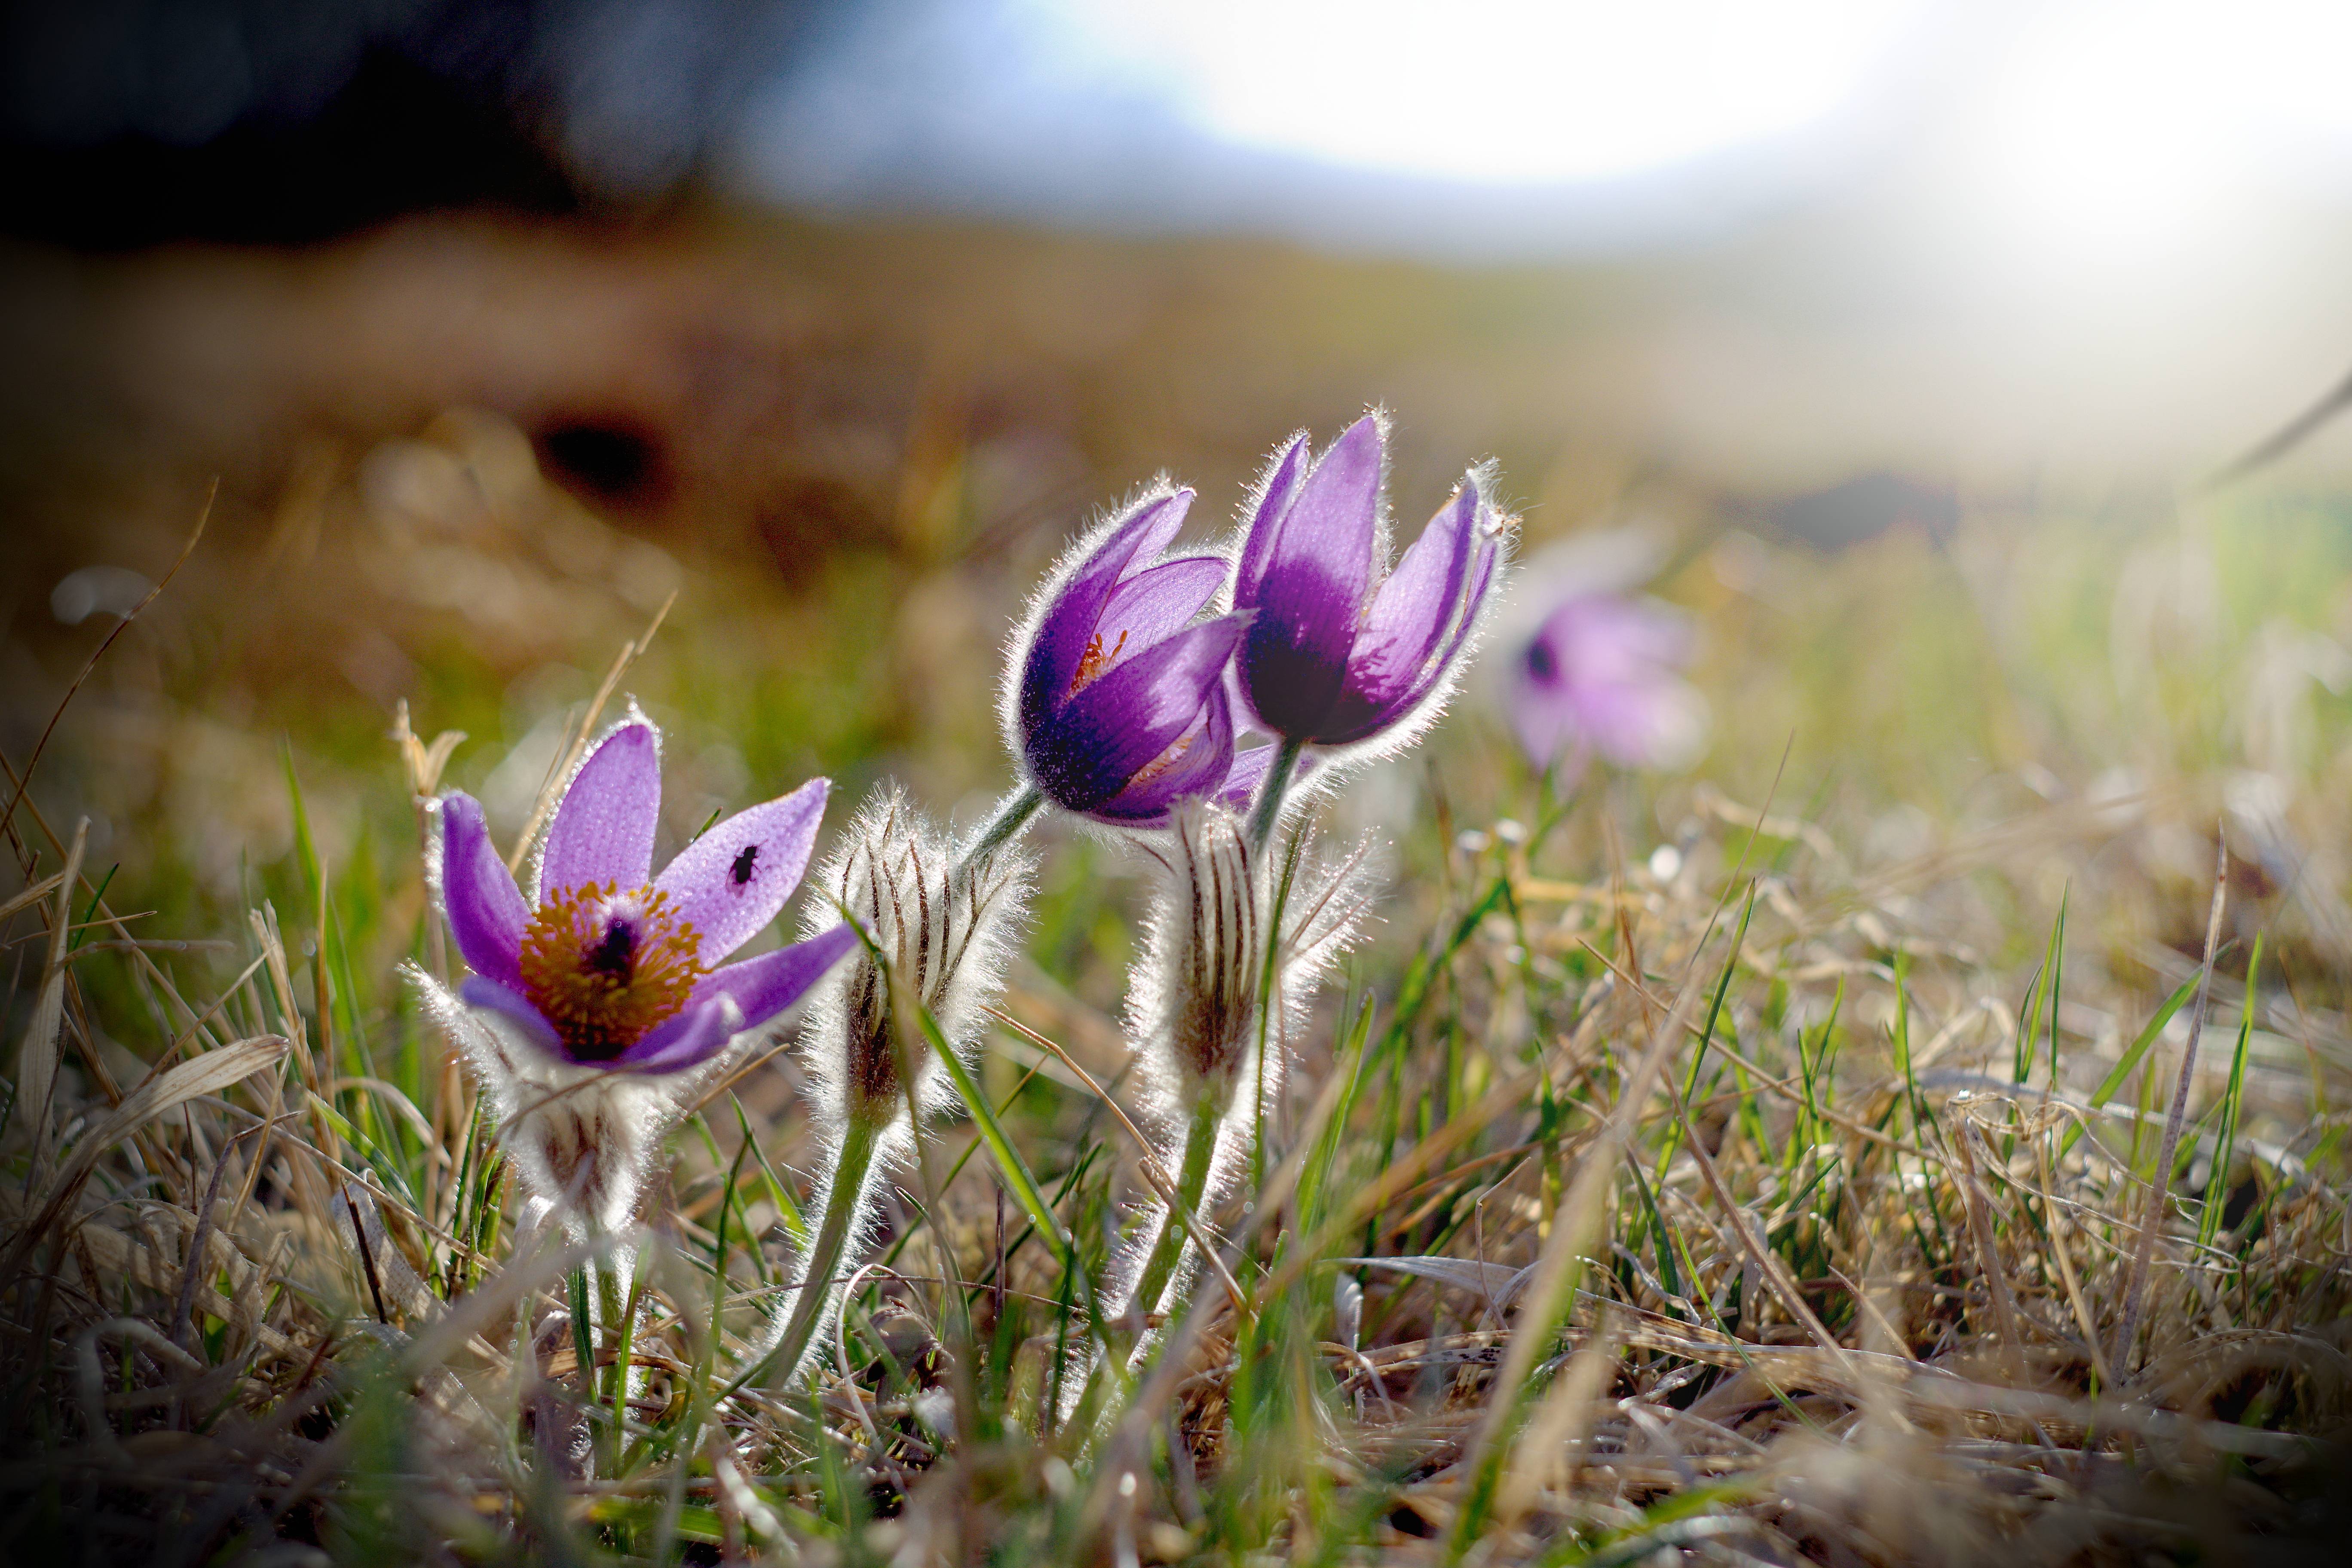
[1972, 0, 2352, 263]
[1046, 0, 1926, 184]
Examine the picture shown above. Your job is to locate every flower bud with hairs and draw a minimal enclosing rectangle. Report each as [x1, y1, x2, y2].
[1088, 803, 1372, 1400]
[746, 784, 1035, 1389]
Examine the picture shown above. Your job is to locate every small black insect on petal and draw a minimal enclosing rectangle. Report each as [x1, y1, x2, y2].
[731, 844, 760, 886]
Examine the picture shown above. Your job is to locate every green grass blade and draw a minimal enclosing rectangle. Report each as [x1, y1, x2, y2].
[920, 1004, 1114, 1343]
[2198, 934, 2260, 1251]
[1651, 884, 1757, 1185]
[2058, 972, 2200, 1161]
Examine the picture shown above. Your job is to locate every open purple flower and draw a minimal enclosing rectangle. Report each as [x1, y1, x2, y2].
[1510, 592, 1706, 775]
[1003, 484, 1251, 826]
[437, 719, 858, 1075]
[1232, 414, 1506, 752]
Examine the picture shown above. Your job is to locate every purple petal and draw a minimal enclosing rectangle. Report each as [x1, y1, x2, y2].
[675, 922, 862, 1039]
[1427, 531, 1501, 688]
[1086, 556, 1228, 683]
[1234, 432, 1310, 607]
[1121, 487, 1192, 568]
[440, 792, 528, 991]
[1513, 594, 1699, 769]
[1320, 502, 1500, 746]
[1509, 661, 1583, 764]
[1319, 481, 1483, 738]
[1237, 418, 1384, 739]
[615, 992, 745, 1075]
[652, 778, 828, 964]
[1020, 490, 1195, 734]
[1541, 594, 1692, 678]
[1354, 484, 1479, 699]
[459, 973, 562, 1057]
[1263, 417, 1382, 611]
[1089, 681, 1237, 824]
[541, 721, 662, 899]
[1025, 617, 1245, 815]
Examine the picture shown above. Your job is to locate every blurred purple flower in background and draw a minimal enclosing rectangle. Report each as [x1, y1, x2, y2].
[438, 719, 857, 1074]
[1004, 485, 1250, 825]
[1231, 413, 1506, 753]
[1510, 592, 1707, 777]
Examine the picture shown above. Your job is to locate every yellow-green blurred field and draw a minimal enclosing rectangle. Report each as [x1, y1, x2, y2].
[3, 212, 2349, 1564]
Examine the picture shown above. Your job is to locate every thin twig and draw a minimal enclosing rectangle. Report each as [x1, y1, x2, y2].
[2206, 364, 2352, 489]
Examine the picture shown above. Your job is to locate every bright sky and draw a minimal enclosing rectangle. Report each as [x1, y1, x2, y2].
[732, 0, 2352, 261]
[1041, 0, 1928, 184]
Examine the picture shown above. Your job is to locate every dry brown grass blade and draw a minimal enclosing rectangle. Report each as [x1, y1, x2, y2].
[1672, 1059, 1859, 1379]
[1255, 1057, 1549, 1308]
[14, 817, 87, 1182]
[1951, 1119, 2026, 1350]
[3, 1035, 288, 1285]
[251, 903, 338, 1170]
[1577, 935, 1941, 1165]
[392, 698, 467, 799]
[2036, 1134, 2115, 1387]
[0, 748, 242, 1078]
[2114, 828, 2228, 1376]
[1595, 1303, 2316, 1459]
[0, 868, 68, 927]
[1475, 979, 1696, 1527]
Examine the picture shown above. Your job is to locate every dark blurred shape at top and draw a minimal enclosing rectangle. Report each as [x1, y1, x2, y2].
[0, 0, 821, 248]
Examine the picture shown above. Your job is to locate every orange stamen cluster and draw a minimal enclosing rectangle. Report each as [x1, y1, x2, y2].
[1122, 726, 1194, 792]
[1070, 628, 1130, 694]
[518, 882, 705, 1061]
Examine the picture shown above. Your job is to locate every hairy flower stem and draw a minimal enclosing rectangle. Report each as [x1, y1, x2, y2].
[959, 785, 1044, 876]
[594, 1259, 629, 1473]
[725, 1116, 882, 1400]
[1245, 737, 1306, 853]
[1126, 1093, 1226, 1326]
[1249, 836, 1304, 1194]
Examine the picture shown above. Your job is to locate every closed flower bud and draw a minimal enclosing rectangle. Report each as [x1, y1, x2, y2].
[800, 786, 1034, 1138]
[1230, 414, 1511, 760]
[1002, 484, 1253, 826]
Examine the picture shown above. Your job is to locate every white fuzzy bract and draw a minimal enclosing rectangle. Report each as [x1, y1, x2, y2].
[760, 785, 1035, 1381]
[796, 786, 1035, 1140]
[415, 970, 735, 1240]
[1110, 803, 1375, 1319]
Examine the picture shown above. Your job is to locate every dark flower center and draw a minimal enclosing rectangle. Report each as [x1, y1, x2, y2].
[1525, 636, 1559, 684]
[519, 882, 705, 1060]
[586, 917, 637, 979]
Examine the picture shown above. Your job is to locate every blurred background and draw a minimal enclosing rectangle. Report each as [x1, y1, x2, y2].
[7, 0, 2352, 1017]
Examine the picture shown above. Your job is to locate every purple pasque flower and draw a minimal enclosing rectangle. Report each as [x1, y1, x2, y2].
[1005, 483, 1251, 825]
[1510, 592, 1706, 774]
[438, 718, 858, 1075]
[1231, 413, 1507, 751]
